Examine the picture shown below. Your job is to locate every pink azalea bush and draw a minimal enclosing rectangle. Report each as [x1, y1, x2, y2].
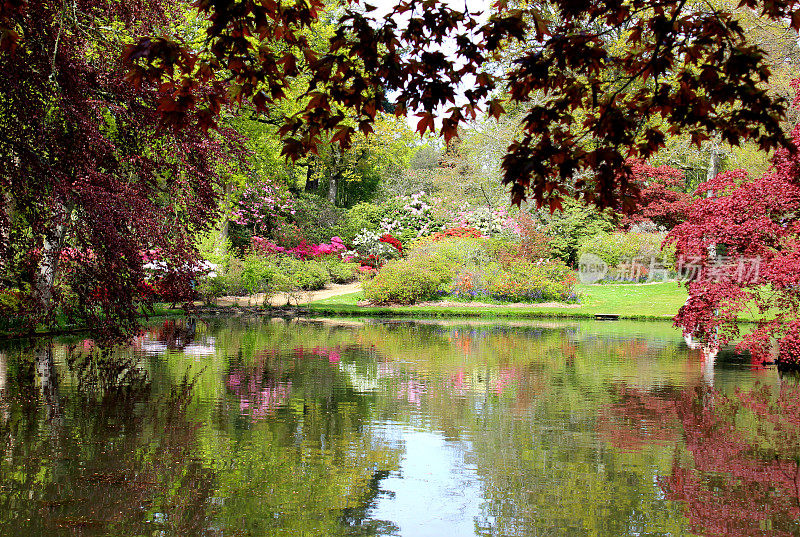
[251, 235, 346, 260]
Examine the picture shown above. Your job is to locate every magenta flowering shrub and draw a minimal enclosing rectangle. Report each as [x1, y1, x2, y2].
[312, 236, 346, 256]
[251, 235, 345, 260]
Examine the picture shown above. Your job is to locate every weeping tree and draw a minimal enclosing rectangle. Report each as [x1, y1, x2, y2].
[0, 0, 237, 339]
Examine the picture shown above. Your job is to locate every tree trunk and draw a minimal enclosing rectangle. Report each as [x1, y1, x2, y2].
[33, 202, 72, 316]
[705, 138, 722, 260]
[304, 157, 318, 192]
[216, 218, 229, 254]
[0, 191, 14, 276]
[327, 151, 340, 205]
[328, 174, 338, 204]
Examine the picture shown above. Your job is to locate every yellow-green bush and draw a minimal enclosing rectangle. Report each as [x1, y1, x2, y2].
[363, 257, 453, 304]
[577, 232, 675, 268]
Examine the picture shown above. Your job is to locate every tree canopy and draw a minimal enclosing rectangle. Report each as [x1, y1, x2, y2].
[118, 0, 800, 211]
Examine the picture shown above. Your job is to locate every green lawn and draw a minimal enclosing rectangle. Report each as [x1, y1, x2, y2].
[308, 282, 689, 320]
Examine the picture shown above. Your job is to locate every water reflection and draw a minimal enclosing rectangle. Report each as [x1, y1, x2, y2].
[0, 318, 796, 536]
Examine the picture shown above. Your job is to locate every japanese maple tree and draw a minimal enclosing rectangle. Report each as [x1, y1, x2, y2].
[619, 161, 693, 231]
[667, 99, 800, 366]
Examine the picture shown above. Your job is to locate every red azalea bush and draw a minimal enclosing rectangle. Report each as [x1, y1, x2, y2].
[379, 233, 403, 254]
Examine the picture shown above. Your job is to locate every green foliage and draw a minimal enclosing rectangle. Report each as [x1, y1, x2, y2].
[197, 224, 233, 268]
[362, 257, 451, 304]
[320, 257, 359, 284]
[237, 253, 278, 296]
[288, 194, 344, 244]
[411, 237, 486, 267]
[578, 232, 675, 268]
[196, 274, 227, 302]
[543, 198, 617, 265]
[200, 253, 333, 298]
[276, 257, 330, 291]
[338, 202, 386, 243]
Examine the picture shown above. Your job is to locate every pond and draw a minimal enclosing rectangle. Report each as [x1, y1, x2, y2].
[0, 316, 795, 536]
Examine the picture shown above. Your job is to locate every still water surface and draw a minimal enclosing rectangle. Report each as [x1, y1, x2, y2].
[0, 317, 795, 536]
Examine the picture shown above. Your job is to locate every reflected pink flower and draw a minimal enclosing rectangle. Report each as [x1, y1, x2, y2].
[451, 369, 467, 395]
[226, 372, 242, 388]
[490, 368, 518, 395]
[397, 379, 426, 406]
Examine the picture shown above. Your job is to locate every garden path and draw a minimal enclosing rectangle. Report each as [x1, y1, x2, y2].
[213, 282, 361, 307]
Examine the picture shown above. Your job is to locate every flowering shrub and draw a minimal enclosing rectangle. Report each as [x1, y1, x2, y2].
[233, 178, 296, 232]
[347, 229, 402, 267]
[451, 271, 485, 299]
[453, 205, 520, 237]
[486, 259, 577, 302]
[395, 236, 578, 304]
[379, 192, 445, 243]
[379, 233, 403, 254]
[251, 236, 286, 256]
[313, 236, 346, 256]
[251, 235, 345, 260]
[433, 226, 482, 241]
[270, 221, 306, 248]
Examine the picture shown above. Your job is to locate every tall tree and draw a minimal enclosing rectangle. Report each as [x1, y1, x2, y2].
[0, 0, 227, 338]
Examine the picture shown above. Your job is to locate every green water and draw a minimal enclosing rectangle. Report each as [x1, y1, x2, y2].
[0, 317, 794, 536]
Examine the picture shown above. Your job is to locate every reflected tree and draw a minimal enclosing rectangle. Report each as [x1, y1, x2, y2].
[661, 383, 800, 536]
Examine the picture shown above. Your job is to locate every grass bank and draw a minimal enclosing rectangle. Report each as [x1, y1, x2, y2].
[308, 282, 689, 321]
[0, 303, 191, 339]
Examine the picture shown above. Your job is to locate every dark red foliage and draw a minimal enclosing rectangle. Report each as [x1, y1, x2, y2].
[667, 113, 800, 366]
[619, 160, 693, 230]
[0, 1, 231, 340]
[122, 0, 797, 212]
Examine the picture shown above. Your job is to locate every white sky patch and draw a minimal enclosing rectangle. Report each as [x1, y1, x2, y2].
[352, 0, 494, 131]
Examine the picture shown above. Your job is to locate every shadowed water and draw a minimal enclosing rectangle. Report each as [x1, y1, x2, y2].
[0, 317, 794, 536]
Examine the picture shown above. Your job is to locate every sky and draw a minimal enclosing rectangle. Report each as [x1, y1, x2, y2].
[357, 0, 495, 130]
